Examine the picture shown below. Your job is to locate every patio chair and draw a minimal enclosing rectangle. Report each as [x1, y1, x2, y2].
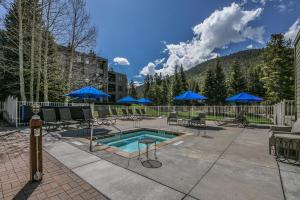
[189, 113, 206, 127]
[141, 108, 151, 118]
[82, 108, 93, 126]
[96, 109, 116, 125]
[136, 109, 145, 119]
[216, 110, 248, 128]
[269, 119, 300, 154]
[58, 107, 80, 127]
[128, 108, 141, 120]
[42, 108, 63, 131]
[110, 108, 120, 119]
[121, 109, 130, 119]
[167, 112, 178, 125]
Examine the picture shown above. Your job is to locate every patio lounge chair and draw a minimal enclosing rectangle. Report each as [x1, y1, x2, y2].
[216, 110, 248, 128]
[58, 107, 80, 127]
[269, 119, 300, 154]
[110, 108, 120, 119]
[136, 109, 145, 119]
[141, 108, 151, 118]
[167, 112, 178, 125]
[128, 108, 141, 120]
[96, 109, 116, 125]
[189, 113, 206, 127]
[42, 108, 63, 131]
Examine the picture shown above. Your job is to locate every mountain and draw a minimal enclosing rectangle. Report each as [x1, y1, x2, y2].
[137, 49, 264, 95]
[186, 49, 264, 83]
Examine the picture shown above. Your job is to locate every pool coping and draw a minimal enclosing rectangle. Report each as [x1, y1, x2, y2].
[93, 128, 192, 158]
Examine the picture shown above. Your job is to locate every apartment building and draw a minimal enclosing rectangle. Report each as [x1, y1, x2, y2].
[108, 70, 128, 102]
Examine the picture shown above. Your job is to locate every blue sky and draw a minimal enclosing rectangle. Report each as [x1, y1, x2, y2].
[86, 0, 299, 84]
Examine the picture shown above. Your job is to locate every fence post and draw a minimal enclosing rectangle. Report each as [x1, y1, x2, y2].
[15, 98, 18, 128]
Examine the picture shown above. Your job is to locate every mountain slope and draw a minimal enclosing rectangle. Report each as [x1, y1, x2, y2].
[186, 49, 264, 83]
[137, 49, 264, 95]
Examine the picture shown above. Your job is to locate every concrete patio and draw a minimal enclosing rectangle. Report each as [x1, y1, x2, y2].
[43, 118, 300, 200]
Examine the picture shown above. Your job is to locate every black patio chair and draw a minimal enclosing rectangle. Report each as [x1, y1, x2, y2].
[42, 108, 63, 131]
[58, 107, 80, 128]
[167, 112, 178, 124]
[96, 109, 116, 125]
[141, 108, 151, 118]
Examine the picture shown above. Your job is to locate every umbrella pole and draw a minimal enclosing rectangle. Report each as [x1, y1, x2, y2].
[90, 102, 94, 152]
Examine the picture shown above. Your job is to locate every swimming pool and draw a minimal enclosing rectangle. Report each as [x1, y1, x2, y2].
[97, 130, 177, 153]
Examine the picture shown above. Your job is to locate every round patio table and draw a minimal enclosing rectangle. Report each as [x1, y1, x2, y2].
[138, 138, 162, 168]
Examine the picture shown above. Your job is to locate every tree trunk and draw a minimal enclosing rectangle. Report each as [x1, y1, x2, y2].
[66, 47, 74, 101]
[18, 0, 26, 101]
[43, 32, 49, 102]
[30, 0, 36, 102]
[35, 23, 42, 102]
[43, 0, 51, 102]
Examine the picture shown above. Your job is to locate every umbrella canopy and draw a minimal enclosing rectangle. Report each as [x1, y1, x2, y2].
[117, 96, 138, 104]
[137, 98, 152, 105]
[66, 86, 110, 99]
[174, 91, 208, 101]
[226, 92, 263, 103]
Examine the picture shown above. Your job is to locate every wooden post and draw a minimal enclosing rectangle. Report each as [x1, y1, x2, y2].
[29, 118, 43, 182]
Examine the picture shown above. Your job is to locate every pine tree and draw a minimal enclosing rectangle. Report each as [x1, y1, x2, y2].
[261, 34, 294, 102]
[143, 74, 150, 98]
[229, 60, 247, 95]
[214, 60, 227, 105]
[173, 65, 182, 97]
[162, 77, 170, 105]
[203, 69, 216, 105]
[180, 65, 188, 91]
[129, 80, 138, 98]
[247, 64, 265, 98]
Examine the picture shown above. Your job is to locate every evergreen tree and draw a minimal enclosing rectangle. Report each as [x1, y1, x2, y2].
[229, 60, 247, 95]
[129, 80, 138, 98]
[143, 74, 151, 98]
[180, 65, 188, 91]
[247, 64, 265, 98]
[214, 60, 227, 105]
[261, 34, 294, 102]
[173, 65, 182, 97]
[162, 76, 170, 105]
[194, 83, 200, 93]
[203, 69, 216, 105]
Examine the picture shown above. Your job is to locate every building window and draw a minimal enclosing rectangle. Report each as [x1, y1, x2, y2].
[108, 84, 116, 92]
[118, 86, 123, 92]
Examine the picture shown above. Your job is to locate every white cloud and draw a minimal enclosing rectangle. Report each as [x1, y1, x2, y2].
[139, 3, 264, 76]
[154, 58, 165, 65]
[140, 62, 157, 76]
[133, 81, 143, 87]
[284, 19, 300, 41]
[276, 4, 286, 12]
[113, 57, 130, 66]
[134, 74, 143, 78]
[246, 44, 254, 49]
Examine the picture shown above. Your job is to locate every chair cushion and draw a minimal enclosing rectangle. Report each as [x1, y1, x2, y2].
[291, 119, 300, 132]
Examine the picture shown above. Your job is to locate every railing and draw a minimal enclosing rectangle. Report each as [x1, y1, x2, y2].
[1, 98, 295, 127]
[100, 104, 275, 125]
[273, 100, 295, 126]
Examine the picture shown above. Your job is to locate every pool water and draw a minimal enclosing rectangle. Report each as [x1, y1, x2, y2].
[98, 130, 176, 153]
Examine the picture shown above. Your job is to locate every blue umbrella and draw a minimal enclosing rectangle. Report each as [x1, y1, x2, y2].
[117, 96, 138, 104]
[174, 91, 208, 101]
[226, 92, 263, 103]
[137, 98, 152, 105]
[66, 86, 110, 130]
[66, 86, 110, 99]
[174, 91, 207, 118]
